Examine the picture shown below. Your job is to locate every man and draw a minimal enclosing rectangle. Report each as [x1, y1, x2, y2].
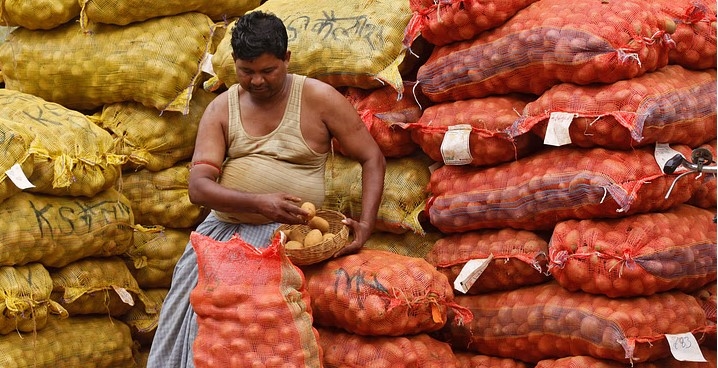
[146, 10, 386, 367]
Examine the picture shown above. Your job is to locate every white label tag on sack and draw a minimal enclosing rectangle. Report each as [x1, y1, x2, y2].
[665, 333, 706, 362]
[112, 286, 135, 306]
[543, 112, 575, 146]
[454, 254, 493, 294]
[655, 143, 688, 174]
[441, 124, 473, 165]
[200, 53, 215, 76]
[5, 163, 34, 189]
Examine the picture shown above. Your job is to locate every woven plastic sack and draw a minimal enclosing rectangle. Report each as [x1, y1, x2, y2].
[427, 144, 702, 232]
[212, 0, 412, 93]
[425, 229, 551, 294]
[304, 249, 471, 336]
[535, 347, 717, 368]
[0, 315, 135, 367]
[0, 89, 124, 197]
[0, 188, 134, 268]
[325, 152, 431, 235]
[124, 226, 190, 289]
[120, 288, 167, 347]
[549, 204, 717, 298]
[0, 263, 66, 335]
[318, 326, 461, 368]
[436, 282, 714, 364]
[78, 0, 259, 27]
[50, 256, 156, 317]
[333, 82, 423, 158]
[404, 0, 539, 46]
[687, 140, 717, 209]
[509, 65, 716, 150]
[655, 0, 717, 70]
[454, 351, 530, 368]
[92, 88, 216, 172]
[363, 229, 442, 258]
[118, 162, 208, 229]
[417, 0, 674, 102]
[190, 232, 323, 368]
[693, 280, 717, 324]
[0, 12, 215, 114]
[0, 0, 80, 30]
[0, 118, 33, 204]
[405, 94, 541, 167]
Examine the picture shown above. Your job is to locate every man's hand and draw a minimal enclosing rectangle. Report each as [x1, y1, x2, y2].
[333, 217, 372, 258]
[256, 193, 312, 225]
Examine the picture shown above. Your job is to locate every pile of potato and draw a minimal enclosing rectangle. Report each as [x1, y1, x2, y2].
[281, 202, 337, 250]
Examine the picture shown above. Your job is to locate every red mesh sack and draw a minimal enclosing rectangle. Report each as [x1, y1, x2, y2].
[304, 249, 472, 336]
[687, 140, 717, 209]
[508, 65, 716, 150]
[333, 82, 424, 158]
[426, 144, 702, 232]
[404, 0, 539, 47]
[535, 347, 718, 368]
[454, 352, 530, 368]
[189, 232, 323, 368]
[655, 0, 717, 70]
[693, 282, 717, 323]
[434, 282, 715, 364]
[425, 229, 551, 294]
[405, 94, 542, 167]
[318, 326, 461, 368]
[548, 204, 717, 298]
[416, 0, 674, 102]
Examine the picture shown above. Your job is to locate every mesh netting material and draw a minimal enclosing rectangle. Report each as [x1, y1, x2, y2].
[687, 140, 717, 209]
[125, 226, 190, 289]
[454, 351, 530, 368]
[0, 189, 134, 268]
[417, 0, 674, 102]
[325, 152, 432, 235]
[406, 94, 541, 167]
[405, 0, 539, 47]
[189, 232, 322, 368]
[425, 228, 550, 294]
[117, 162, 208, 229]
[693, 283, 717, 323]
[548, 204, 717, 298]
[212, 0, 412, 92]
[0, 263, 64, 335]
[426, 144, 701, 232]
[304, 248, 471, 337]
[509, 65, 716, 150]
[0, 12, 215, 114]
[0, 89, 124, 197]
[362, 230, 442, 259]
[654, 0, 717, 70]
[436, 282, 713, 364]
[535, 347, 717, 368]
[0, 0, 80, 30]
[0, 118, 33, 204]
[318, 326, 461, 367]
[120, 288, 167, 347]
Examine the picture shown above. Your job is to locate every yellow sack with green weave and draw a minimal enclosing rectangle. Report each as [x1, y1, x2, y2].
[0, 0, 79, 30]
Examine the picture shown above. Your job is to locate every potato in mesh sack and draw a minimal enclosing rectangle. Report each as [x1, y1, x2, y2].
[124, 226, 190, 289]
[120, 287, 167, 348]
[654, 0, 717, 70]
[535, 347, 717, 368]
[0, 118, 33, 204]
[417, 0, 675, 102]
[0, 12, 215, 114]
[0, 0, 80, 30]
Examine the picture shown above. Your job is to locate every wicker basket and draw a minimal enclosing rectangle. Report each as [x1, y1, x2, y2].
[276, 209, 349, 266]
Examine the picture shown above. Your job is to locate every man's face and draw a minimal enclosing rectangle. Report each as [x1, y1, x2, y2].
[234, 51, 290, 99]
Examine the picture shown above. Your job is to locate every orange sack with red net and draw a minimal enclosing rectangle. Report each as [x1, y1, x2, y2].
[654, 0, 717, 70]
[548, 204, 717, 298]
[416, 0, 675, 102]
[189, 232, 322, 368]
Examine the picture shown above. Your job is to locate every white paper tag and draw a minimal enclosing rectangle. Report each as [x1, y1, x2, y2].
[453, 254, 494, 294]
[543, 112, 575, 146]
[665, 333, 706, 362]
[112, 286, 135, 306]
[441, 124, 473, 165]
[5, 163, 34, 189]
[200, 53, 215, 76]
[655, 143, 688, 174]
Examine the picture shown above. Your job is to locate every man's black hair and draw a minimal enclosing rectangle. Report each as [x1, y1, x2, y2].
[231, 11, 288, 61]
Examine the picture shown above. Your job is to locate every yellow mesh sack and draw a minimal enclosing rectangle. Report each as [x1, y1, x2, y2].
[0, 188, 134, 268]
[0, 263, 67, 335]
[0, 89, 125, 197]
[50, 256, 157, 317]
[0, 118, 33, 204]
[0, 0, 80, 30]
[362, 229, 442, 258]
[0, 315, 135, 368]
[0, 12, 215, 114]
[117, 162, 208, 228]
[120, 288, 167, 347]
[125, 225, 190, 289]
[92, 88, 216, 172]
[212, 0, 412, 93]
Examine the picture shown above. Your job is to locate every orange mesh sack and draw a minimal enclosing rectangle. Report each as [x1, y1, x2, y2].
[454, 352, 530, 368]
[189, 232, 323, 368]
[333, 82, 422, 158]
[317, 326, 461, 368]
[425, 229, 551, 294]
[304, 248, 472, 336]
[548, 204, 717, 298]
[509, 65, 716, 150]
[362, 229, 443, 259]
[405, 0, 539, 46]
[406, 94, 541, 167]
[687, 140, 717, 209]
[416, 0, 674, 102]
[426, 144, 702, 232]
[693, 281, 717, 324]
[435, 282, 715, 364]
[535, 347, 718, 368]
[655, 0, 717, 70]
